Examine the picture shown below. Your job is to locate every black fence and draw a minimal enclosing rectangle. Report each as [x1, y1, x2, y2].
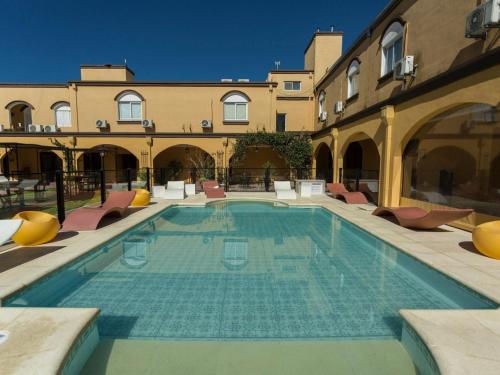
[1, 167, 319, 221]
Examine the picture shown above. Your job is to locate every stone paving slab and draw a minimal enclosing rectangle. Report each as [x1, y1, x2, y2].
[0, 307, 99, 375]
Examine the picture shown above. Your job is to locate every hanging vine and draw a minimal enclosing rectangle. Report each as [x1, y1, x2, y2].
[231, 131, 312, 169]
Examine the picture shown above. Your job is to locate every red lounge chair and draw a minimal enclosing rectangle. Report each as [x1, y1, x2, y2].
[372, 206, 474, 230]
[62, 191, 136, 231]
[202, 180, 225, 198]
[326, 183, 368, 204]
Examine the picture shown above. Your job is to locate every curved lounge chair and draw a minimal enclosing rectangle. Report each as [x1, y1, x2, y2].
[0, 219, 23, 245]
[326, 183, 368, 204]
[62, 191, 136, 231]
[203, 180, 225, 198]
[372, 206, 473, 230]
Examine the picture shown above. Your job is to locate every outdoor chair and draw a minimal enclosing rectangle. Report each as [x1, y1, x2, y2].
[326, 183, 368, 204]
[372, 206, 473, 230]
[62, 191, 136, 231]
[274, 181, 297, 200]
[164, 181, 185, 200]
[0, 219, 23, 246]
[203, 180, 225, 198]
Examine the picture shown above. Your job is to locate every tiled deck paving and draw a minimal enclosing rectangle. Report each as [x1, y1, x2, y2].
[0, 192, 499, 374]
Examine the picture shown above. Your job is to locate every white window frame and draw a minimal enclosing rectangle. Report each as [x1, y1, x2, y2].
[54, 103, 71, 128]
[347, 61, 360, 99]
[318, 91, 326, 118]
[380, 22, 404, 77]
[284, 81, 301, 91]
[223, 93, 248, 122]
[117, 92, 143, 121]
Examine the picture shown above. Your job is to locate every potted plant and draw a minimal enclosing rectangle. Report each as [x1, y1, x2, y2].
[263, 162, 274, 192]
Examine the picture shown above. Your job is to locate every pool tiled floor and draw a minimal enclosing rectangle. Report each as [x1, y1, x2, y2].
[81, 339, 417, 375]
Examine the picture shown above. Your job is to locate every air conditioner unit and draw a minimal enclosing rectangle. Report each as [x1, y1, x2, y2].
[43, 125, 58, 133]
[201, 119, 212, 129]
[319, 111, 328, 121]
[334, 101, 344, 114]
[142, 119, 154, 128]
[394, 56, 415, 80]
[465, 0, 500, 38]
[96, 120, 107, 129]
[28, 124, 42, 133]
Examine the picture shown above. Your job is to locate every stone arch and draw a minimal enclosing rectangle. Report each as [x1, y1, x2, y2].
[77, 144, 140, 182]
[153, 144, 216, 184]
[314, 142, 333, 183]
[399, 102, 500, 218]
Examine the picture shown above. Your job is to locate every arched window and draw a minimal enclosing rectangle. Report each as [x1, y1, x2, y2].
[117, 92, 142, 121]
[380, 21, 404, 76]
[402, 103, 500, 216]
[54, 103, 71, 128]
[318, 91, 326, 118]
[223, 92, 248, 122]
[347, 60, 360, 98]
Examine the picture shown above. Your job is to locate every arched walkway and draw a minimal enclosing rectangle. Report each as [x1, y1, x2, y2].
[400, 103, 500, 217]
[341, 137, 380, 203]
[77, 144, 139, 182]
[1, 147, 62, 182]
[153, 145, 215, 184]
[314, 143, 333, 183]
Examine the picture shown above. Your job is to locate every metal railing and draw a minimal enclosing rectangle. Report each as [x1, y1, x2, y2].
[1, 166, 318, 221]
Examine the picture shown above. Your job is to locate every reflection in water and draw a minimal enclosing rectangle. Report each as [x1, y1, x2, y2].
[121, 238, 149, 269]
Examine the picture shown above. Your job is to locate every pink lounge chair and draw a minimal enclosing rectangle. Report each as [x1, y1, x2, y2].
[372, 206, 474, 230]
[326, 183, 368, 204]
[202, 180, 225, 198]
[62, 191, 136, 231]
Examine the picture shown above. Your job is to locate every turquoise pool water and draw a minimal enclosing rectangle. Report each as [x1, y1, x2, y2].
[5, 201, 496, 339]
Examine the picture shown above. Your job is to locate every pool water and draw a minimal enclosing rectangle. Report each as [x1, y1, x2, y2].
[5, 201, 496, 340]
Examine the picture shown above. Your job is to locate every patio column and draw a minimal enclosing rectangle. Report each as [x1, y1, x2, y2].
[380, 105, 396, 207]
[330, 129, 339, 183]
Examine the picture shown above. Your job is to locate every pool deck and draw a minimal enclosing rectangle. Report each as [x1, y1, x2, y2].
[0, 192, 499, 374]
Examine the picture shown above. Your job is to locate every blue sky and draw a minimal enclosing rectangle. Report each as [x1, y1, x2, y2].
[0, 0, 388, 83]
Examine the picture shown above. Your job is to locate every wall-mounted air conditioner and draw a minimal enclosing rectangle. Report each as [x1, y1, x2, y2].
[142, 119, 154, 128]
[394, 56, 415, 80]
[334, 101, 344, 114]
[28, 124, 42, 133]
[201, 120, 212, 129]
[43, 125, 58, 133]
[96, 120, 107, 129]
[319, 111, 328, 121]
[465, 0, 500, 38]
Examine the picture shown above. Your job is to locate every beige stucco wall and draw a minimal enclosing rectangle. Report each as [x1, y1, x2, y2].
[315, 0, 500, 130]
[80, 66, 133, 82]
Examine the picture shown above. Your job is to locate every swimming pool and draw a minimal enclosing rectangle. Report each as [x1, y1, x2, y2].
[4, 201, 497, 340]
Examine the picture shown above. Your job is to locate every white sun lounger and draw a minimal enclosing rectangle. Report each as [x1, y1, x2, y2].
[0, 219, 23, 246]
[165, 181, 185, 200]
[152, 185, 165, 198]
[274, 181, 297, 200]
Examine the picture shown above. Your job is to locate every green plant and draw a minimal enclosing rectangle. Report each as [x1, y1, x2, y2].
[262, 161, 275, 192]
[231, 131, 312, 170]
[166, 160, 183, 180]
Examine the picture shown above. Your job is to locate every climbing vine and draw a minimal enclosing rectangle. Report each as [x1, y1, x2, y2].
[231, 131, 312, 169]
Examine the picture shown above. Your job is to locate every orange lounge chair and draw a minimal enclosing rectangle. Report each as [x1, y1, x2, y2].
[326, 183, 368, 204]
[372, 206, 473, 230]
[202, 180, 225, 198]
[62, 191, 136, 231]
